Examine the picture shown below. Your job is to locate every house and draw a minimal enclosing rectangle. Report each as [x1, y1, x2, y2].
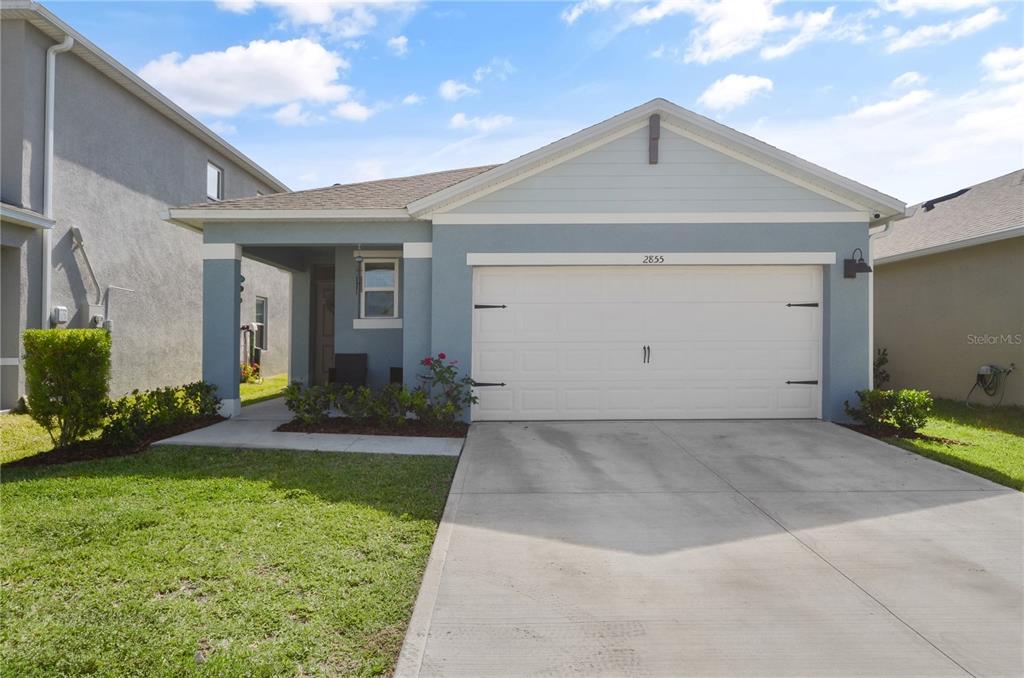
[873, 169, 1023, 406]
[166, 98, 907, 421]
[0, 2, 291, 410]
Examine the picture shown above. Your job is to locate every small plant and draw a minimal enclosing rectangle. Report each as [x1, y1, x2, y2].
[845, 388, 933, 435]
[283, 383, 332, 424]
[416, 353, 477, 427]
[22, 329, 112, 448]
[240, 362, 261, 384]
[104, 381, 220, 447]
[874, 348, 891, 389]
[334, 385, 376, 426]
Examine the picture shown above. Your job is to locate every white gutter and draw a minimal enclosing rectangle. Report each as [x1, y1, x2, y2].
[867, 218, 898, 388]
[42, 34, 73, 328]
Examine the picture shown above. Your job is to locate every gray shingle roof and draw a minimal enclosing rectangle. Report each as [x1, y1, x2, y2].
[875, 169, 1023, 261]
[193, 165, 499, 211]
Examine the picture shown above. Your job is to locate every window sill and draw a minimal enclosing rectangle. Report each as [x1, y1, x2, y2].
[353, 318, 403, 330]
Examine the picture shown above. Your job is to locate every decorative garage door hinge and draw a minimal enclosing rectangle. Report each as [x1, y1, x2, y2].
[785, 380, 819, 385]
[474, 304, 507, 309]
[471, 381, 506, 387]
[786, 302, 819, 307]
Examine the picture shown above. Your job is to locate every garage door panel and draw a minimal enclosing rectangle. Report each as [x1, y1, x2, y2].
[472, 265, 821, 420]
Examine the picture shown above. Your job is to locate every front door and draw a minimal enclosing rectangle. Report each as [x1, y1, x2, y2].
[313, 275, 335, 385]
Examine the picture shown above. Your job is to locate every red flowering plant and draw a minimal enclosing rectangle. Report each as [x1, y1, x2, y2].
[416, 352, 477, 426]
[239, 361, 261, 384]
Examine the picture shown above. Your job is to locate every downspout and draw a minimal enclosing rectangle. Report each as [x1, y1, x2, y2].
[867, 218, 897, 388]
[41, 35, 74, 327]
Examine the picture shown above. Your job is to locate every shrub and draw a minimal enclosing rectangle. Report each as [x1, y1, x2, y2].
[283, 383, 332, 425]
[104, 381, 220, 447]
[845, 388, 933, 435]
[334, 385, 375, 426]
[874, 348, 891, 389]
[23, 329, 111, 448]
[415, 353, 477, 426]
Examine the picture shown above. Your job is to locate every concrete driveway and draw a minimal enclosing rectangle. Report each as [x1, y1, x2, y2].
[397, 420, 1023, 677]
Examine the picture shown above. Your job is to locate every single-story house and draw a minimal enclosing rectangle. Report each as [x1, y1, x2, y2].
[874, 169, 1023, 406]
[166, 98, 907, 421]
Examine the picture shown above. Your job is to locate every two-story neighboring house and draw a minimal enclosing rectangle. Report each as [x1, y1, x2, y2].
[0, 2, 291, 409]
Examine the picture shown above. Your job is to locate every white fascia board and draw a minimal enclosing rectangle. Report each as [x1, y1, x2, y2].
[435, 212, 869, 225]
[466, 252, 838, 266]
[407, 97, 905, 219]
[165, 208, 414, 222]
[1, 2, 288, 194]
[0, 203, 55, 229]
[874, 226, 1024, 265]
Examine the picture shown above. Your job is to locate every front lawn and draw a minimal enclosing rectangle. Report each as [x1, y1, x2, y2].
[0, 414, 58, 464]
[1, 446, 457, 675]
[241, 373, 288, 406]
[883, 398, 1024, 490]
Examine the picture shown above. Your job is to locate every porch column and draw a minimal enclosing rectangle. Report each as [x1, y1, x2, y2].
[402, 242, 432, 390]
[289, 267, 311, 386]
[202, 243, 241, 417]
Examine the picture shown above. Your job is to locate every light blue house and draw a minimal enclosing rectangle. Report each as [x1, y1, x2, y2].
[166, 99, 907, 421]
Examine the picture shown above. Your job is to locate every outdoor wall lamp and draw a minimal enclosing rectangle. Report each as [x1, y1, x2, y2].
[354, 253, 364, 292]
[844, 248, 872, 279]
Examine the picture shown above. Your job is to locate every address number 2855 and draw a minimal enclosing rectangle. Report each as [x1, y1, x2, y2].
[642, 255, 665, 264]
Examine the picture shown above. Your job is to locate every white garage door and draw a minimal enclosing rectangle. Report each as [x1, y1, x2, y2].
[471, 265, 822, 421]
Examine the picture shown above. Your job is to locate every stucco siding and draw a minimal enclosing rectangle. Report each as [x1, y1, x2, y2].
[874, 237, 1024, 406]
[431, 222, 871, 421]
[2, 20, 290, 397]
[450, 127, 856, 215]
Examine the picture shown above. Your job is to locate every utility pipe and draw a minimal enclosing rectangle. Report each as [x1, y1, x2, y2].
[42, 35, 74, 327]
[867, 218, 897, 388]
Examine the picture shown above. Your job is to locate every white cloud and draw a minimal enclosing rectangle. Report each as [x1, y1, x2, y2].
[886, 6, 1004, 52]
[449, 112, 515, 133]
[845, 89, 934, 119]
[473, 58, 516, 83]
[891, 71, 927, 88]
[273, 102, 318, 126]
[982, 46, 1024, 82]
[879, 0, 993, 17]
[697, 74, 773, 111]
[138, 39, 351, 117]
[387, 35, 409, 56]
[561, 0, 615, 24]
[438, 79, 478, 101]
[206, 120, 238, 136]
[332, 101, 376, 122]
[760, 7, 835, 60]
[401, 93, 424, 105]
[213, 0, 417, 40]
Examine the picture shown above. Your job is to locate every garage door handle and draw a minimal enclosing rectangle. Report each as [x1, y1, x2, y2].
[471, 380, 506, 387]
[786, 302, 819, 307]
[785, 380, 819, 385]
[474, 304, 507, 309]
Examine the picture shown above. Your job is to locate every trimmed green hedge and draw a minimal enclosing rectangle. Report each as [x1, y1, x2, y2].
[23, 329, 111, 448]
[104, 382, 220, 447]
[845, 388, 934, 435]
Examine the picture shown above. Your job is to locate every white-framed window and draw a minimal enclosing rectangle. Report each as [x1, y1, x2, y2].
[254, 297, 268, 350]
[207, 162, 223, 201]
[359, 258, 399, 319]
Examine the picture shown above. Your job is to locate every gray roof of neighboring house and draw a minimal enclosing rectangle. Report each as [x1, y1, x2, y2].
[191, 165, 499, 211]
[875, 169, 1023, 262]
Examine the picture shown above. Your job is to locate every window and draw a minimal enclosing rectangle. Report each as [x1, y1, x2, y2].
[206, 162, 223, 200]
[254, 297, 268, 350]
[360, 259, 398, 319]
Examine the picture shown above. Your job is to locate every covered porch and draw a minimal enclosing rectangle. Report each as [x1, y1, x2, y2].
[197, 219, 433, 417]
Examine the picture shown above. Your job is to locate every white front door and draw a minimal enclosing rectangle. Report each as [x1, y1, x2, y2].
[471, 265, 822, 421]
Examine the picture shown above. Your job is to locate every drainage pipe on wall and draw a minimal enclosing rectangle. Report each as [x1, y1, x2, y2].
[41, 35, 74, 327]
[867, 218, 897, 388]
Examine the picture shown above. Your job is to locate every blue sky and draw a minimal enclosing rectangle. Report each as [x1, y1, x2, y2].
[53, 0, 1023, 203]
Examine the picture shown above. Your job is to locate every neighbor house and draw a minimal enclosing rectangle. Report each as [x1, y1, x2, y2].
[0, 2, 291, 410]
[166, 98, 907, 420]
[873, 169, 1023, 406]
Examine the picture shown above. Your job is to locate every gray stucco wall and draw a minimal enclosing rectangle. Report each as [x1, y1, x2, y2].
[0, 19, 290, 398]
[429, 222, 872, 422]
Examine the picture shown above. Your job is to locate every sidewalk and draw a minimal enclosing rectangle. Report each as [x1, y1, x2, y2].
[154, 398, 463, 456]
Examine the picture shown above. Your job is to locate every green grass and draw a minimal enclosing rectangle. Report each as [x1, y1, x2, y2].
[241, 373, 289, 406]
[0, 414, 55, 464]
[883, 398, 1024, 490]
[1, 446, 457, 676]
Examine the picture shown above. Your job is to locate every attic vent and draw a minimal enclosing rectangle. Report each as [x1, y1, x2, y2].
[922, 187, 970, 211]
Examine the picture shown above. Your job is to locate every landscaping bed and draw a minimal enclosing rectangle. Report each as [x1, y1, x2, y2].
[278, 416, 468, 438]
[1, 445, 457, 675]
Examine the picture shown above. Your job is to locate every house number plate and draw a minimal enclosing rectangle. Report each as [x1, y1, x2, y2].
[642, 255, 665, 264]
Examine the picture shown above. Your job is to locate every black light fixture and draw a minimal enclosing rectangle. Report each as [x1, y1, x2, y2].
[844, 248, 872, 279]
[354, 250, 364, 292]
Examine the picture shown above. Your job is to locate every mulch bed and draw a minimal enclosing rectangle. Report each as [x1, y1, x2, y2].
[4, 415, 224, 469]
[839, 423, 969, 446]
[276, 417, 469, 438]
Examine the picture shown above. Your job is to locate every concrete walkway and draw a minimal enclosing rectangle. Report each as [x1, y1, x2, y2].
[154, 398, 463, 456]
[397, 420, 1022, 677]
